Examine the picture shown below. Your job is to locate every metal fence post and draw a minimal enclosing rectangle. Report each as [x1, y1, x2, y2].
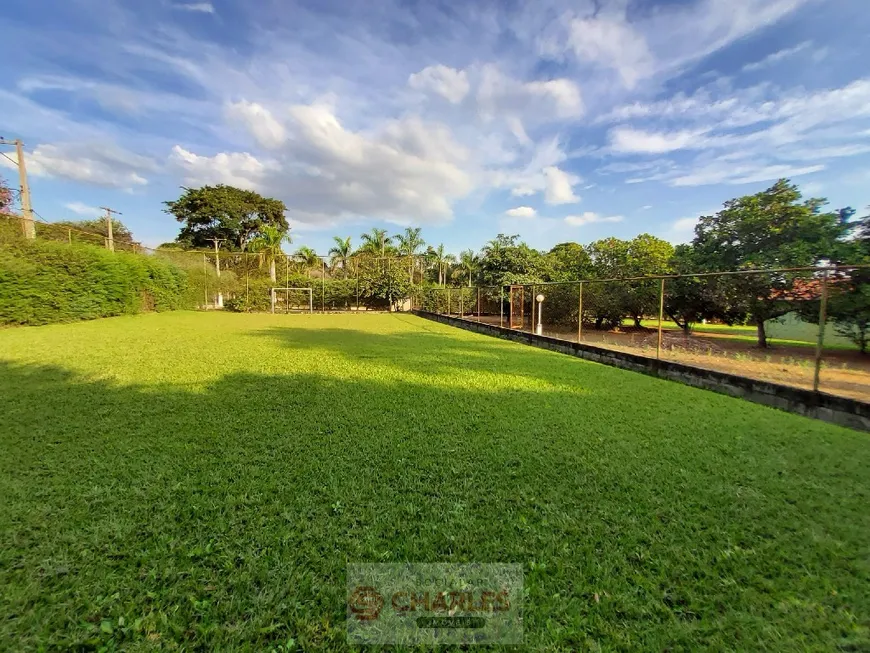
[322, 258, 326, 313]
[813, 268, 830, 392]
[447, 287, 451, 316]
[477, 287, 481, 320]
[356, 259, 360, 312]
[530, 285, 535, 333]
[657, 278, 665, 360]
[577, 281, 584, 343]
[203, 253, 208, 309]
[459, 291, 463, 318]
[499, 287, 504, 327]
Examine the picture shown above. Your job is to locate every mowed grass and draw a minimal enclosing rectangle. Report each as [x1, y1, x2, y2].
[1, 312, 868, 651]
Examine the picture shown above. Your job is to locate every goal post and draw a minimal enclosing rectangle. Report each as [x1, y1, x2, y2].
[271, 287, 314, 314]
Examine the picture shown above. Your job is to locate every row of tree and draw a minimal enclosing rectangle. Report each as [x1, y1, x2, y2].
[157, 181, 867, 350]
[5, 178, 867, 350]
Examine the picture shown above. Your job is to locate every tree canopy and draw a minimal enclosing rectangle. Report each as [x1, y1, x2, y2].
[164, 185, 288, 251]
[689, 179, 847, 346]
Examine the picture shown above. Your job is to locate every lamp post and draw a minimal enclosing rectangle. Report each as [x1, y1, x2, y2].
[536, 293, 544, 335]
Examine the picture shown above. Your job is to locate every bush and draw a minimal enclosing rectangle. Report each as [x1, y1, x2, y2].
[0, 240, 189, 326]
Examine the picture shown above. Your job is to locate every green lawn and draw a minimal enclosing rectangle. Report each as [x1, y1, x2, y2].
[626, 314, 858, 350]
[1, 312, 868, 651]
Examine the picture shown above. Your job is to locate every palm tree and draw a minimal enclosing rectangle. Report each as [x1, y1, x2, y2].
[329, 236, 352, 278]
[458, 249, 480, 287]
[394, 227, 426, 284]
[295, 246, 321, 278]
[359, 228, 391, 258]
[426, 244, 456, 286]
[249, 225, 291, 282]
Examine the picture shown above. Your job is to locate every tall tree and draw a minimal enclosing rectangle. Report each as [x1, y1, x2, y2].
[359, 228, 392, 258]
[426, 244, 455, 286]
[458, 249, 480, 287]
[689, 179, 846, 347]
[394, 227, 426, 284]
[164, 185, 287, 251]
[249, 225, 291, 282]
[547, 242, 592, 281]
[295, 246, 321, 278]
[479, 234, 549, 287]
[329, 236, 353, 278]
[818, 208, 870, 353]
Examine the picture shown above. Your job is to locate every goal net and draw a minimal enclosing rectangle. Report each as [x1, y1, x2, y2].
[271, 287, 314, 313]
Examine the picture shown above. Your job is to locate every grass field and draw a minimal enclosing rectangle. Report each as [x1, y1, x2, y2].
[1, 312, 868, 651]
[625, 315, 858, 350]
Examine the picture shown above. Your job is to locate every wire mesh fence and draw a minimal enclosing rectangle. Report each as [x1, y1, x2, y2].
[419, 267, 870, 403]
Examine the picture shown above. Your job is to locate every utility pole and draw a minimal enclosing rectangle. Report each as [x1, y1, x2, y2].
[0, 138, 35, 239]
[100, 207, 122, 251]
[207, 238, 226, 308]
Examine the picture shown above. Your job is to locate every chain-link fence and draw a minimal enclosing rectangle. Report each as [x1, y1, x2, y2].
[419, 267, 870, 402]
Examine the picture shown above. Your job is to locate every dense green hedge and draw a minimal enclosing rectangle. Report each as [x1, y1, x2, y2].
[0, 240, 189, 326]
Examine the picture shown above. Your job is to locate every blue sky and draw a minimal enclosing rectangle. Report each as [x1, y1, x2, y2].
[1, 0, 869, 255]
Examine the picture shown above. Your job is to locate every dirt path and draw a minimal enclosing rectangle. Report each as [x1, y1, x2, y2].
[465, 314, 870, 402]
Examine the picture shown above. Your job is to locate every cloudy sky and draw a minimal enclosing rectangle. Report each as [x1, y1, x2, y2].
[1, 0, 869, 253]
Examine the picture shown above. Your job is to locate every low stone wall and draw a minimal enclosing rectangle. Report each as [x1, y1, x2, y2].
[412, 310, 870, 432]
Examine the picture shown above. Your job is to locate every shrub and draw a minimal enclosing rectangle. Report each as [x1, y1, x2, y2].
[0, 240, 189, 326]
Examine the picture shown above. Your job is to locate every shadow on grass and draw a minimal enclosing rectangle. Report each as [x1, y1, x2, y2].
[1, 358, 869, 652]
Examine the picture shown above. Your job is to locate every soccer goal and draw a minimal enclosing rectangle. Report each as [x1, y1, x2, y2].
[271, 287, 314, 314]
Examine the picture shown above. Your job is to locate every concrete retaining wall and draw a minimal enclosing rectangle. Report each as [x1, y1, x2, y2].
[412, 310, 870, 432]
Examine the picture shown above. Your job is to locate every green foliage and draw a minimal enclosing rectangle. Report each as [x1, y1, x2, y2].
[358, 228, 392, 257]
[690, 179, 847, 346]
[547, 242, 592, 281]
[665, 245, 745, 332]
[358, 258, 411, 308]
[1, 313, 867, 650]
[39, 218, 135, 248]
[479, 234, 551, 287]
[249, 225, 291, 282]
[0, 240, 188, 325]
[164, 185, 288, 251]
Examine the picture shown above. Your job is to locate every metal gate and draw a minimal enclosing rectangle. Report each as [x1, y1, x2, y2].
[509, 286, 524, 329]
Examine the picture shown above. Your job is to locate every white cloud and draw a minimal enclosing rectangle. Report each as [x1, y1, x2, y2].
[609, 127, 708, 154]
[226, 100, 287, 149]
[64, 202, 103, 216]
[742, 41, 813, 72]
[523, 79, 584, 117]
[671, 162, 825, 187]
[568, 15, 653, 89]
[408, 65, 470, 104]
[564, 212, 623, 227]
[476, 65, 584, 121]
[543, 166, 580, 204]
[172, 3, 215, 13]
[172, 104, 474, 226]
[666, 216, 701, 244]
[0, 143, 155, 190]
[505, 206, 537, 218]
[510, 187, 536, 197]
[169, 146, 274, 190]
